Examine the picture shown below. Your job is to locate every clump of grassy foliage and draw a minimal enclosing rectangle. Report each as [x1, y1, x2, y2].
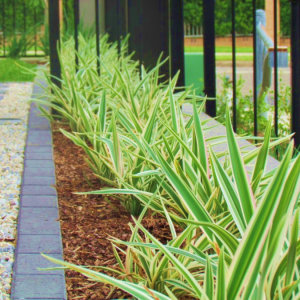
[36, 33, 300, 300]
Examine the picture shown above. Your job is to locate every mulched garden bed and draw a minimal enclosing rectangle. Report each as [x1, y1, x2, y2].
[52, 123, 177, 300]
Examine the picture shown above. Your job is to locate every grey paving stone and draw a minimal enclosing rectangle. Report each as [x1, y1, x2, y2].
[28, 123, 51, 130]
[25, 146, 53, 153]
[20, 196, 58, 207]
[28, 114, 48, 122]
[28, 116, 50, 123]
[31, 102, 50, 111]
[22, 176, 55, 185]
[29, 114, 42, 119]
[18, 207, 60, 235]
[11, 275, 66, 299]
[29, 109, 49, 116]
[17, 235, 63, 254]
[26, 152, 54, 160]
[21, 185, 57, 196]
[28, 110, 49, 120]
[25, 160, 54, 168]
[15, 254, 64, 275]
[24, 167, 55, 177]
[27, 131, 52, 146]
[12, 80, 66, 299]
[30, 109, 50, 116]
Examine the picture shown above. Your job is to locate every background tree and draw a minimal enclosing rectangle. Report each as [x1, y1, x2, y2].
[184, 0, 290, 37]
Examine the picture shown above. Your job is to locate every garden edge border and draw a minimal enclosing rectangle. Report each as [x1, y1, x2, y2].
[11, 80, 67, 300]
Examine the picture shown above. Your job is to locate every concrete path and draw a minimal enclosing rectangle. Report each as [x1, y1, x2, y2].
[216, 66, 291, 96]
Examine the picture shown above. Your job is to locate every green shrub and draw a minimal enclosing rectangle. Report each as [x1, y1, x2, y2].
[42, 106, 300, 299]
[36, 33, 300, 299]
[217, 74, 291, 137]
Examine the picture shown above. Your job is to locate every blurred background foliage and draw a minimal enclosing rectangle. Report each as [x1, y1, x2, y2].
[184, 0, 291, 37]
[0, 0, 291, 40]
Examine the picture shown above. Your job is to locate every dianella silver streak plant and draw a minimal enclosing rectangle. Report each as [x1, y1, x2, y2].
[37, 34, 300, 299]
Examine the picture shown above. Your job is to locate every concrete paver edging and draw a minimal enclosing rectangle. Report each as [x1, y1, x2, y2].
[11, 82, 67, 300]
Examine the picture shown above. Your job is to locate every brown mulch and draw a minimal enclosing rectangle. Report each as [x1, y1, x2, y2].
[52, 122, 178, 300]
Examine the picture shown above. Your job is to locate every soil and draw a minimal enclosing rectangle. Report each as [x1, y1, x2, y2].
[52, 123, 177, 300]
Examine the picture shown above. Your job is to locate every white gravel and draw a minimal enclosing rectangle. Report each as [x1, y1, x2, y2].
[0, 83, 33, 300]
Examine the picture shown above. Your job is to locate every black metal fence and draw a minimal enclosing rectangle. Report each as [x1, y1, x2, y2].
[0, 0, 45, 57]
[48, 0, 299, 148]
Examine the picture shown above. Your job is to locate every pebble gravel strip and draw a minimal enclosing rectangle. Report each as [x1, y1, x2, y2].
[0, 83, 33, 300]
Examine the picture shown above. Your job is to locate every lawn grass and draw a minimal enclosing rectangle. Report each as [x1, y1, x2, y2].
[185, 45, 291, 54]
[186, 48, 290, 62]
[185, 46, 254, 53]
[216, 54, 253, 61]
[0, 59, 37, 82]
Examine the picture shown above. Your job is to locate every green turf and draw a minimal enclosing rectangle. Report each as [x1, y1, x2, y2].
[185, 46, 254, 53]
[0, 59, 37, 82]
[216, 54, 253, 61]
[185, 45, 291, 54]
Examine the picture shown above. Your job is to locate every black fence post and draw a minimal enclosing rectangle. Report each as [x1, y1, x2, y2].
[34, 7, 37, 56]
[128, 0, 169, 79]
[203, 0, 216, 117]
[169, 0, 185, 87]
[95, 0, 100, 75]
[23, 0, 26, 56]
[274, 0, 279, 137]
[74, 0, 79, 71]
[48, 0, 61, 88]
[253, 1, 258, 136]
[13, 0, 16, 34]
[2, 0, 6, 56]
[291, 0, 300, 148]
[117, 0, 121, 55]
[105, 0, 127, 44]
[231, 0, 237, 131]
[127, 0, 143, 66]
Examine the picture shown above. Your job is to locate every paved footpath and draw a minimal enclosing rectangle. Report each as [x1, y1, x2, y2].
[11, 82, 67, 300]
[216, 66, 291, 96]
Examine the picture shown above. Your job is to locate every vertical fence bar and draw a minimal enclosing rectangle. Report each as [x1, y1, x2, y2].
[117, 0, 121, 55]
[291, 0, 300, 148]
[232, 0, 237, 131]
[65, 0, 69, 28]
[65, 1, 68, 25]
[274, 0, 279, 137]
[74, 0, 79, 71]
[127, 0, 169, 78]
[158, 0, 170, 79]
[169, 0, 185, 87]
[13, 0, 16, 34]
[127, 0, 143, 67]
[105, 0, 124, 43]
[203, 0, 216, 116]
[48, 0, 61, 88]
[2, 0, 5, 56]
[95, 0, 100, 75]
[34, 7, 37, 56]
[23, 0, 26, 56]
[253, 0, 258, 136]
